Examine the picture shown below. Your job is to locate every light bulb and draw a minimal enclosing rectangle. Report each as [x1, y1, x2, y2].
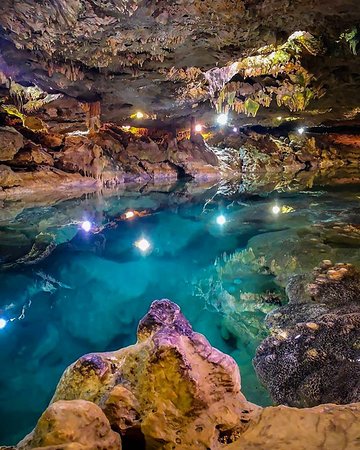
[272, 205, 281, 214]
[135, 238, 151, 252]
[125, 211, 135, 219]
[217, 114, 228, 126]
[216, 215, 226, 225]
[194, 124, 203, 132]
[81, 221, 92, 232]
[0, 318, 8, 329]
[136, 111, 144, 119]
[298, 127, 305, 135]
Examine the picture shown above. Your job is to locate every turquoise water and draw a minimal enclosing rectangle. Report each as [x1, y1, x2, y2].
[0, 178, 360, 445]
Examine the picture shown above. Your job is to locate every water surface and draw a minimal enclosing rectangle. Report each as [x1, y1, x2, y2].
[0, 176, 359, 445]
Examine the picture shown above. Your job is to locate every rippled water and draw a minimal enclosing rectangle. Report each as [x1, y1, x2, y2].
[0, 176, 359, 445]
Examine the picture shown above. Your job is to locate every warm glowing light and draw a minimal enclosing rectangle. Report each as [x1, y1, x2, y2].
[135, 111, 144, 119]
[125, 210, 135, 219]
[81, 220, 92, 232]
[135, 238, 151, 252]
[122, 125, 131, 131]
[298, 127, 305, 135]
[233, 127, 238, 132]
[217, 114, 228, 126]
[194, 124, 203, 132]
[277, 116, 282, 120]
[0, 318, 7, 329]
[272, 205, 281, 214]
[216, 215, 226, 225]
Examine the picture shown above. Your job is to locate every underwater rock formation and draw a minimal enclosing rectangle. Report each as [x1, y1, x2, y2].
[10, 299, 360, 450]
[254, 262, 360, 407]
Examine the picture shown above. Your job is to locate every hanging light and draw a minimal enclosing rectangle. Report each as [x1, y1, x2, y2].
[217, 114, 228, 126]
[271, 205, 281, 214]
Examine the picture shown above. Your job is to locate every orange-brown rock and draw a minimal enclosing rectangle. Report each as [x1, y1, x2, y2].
[0, 127, 24, 161]
[227, 403, 360, 450]
[17, 400, 121, 450]
[11, 143, 54, 167]
[0, 168, 97, 199]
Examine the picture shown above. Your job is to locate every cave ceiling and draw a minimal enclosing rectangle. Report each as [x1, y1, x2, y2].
[0, 0, 359, 128]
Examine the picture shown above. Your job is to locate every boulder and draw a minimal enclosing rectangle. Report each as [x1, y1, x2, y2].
[167, 137, 220, 180]
[52, 299, 258, 449]
[0, 127, 24, 161]
[11, 143, 54, 167]
[0, 165, 21, 188]
[226, 403, 360, 450]
[254, 262, 360, 407]
[17, 400, 121, 450]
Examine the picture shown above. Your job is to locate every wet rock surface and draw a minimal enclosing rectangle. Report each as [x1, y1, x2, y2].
[6, 299, 360, 450]
[254, 262, 360, 407]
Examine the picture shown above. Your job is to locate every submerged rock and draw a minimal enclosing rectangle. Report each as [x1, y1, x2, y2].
[8, 299, 360, 450]
[254, 262, 360, 407]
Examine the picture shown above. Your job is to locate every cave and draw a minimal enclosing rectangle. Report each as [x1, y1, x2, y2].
[0, 1, 359, 449]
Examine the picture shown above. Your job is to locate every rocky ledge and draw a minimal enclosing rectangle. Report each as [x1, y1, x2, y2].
[254, 262, 360, 408]
[1, 117, 359, 199]
[4, 299, 360, 450]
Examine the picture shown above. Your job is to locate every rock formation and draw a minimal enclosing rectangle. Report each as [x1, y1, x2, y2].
[0, 1, 359, 126]
[7, 299, 360, 450]
[254, 262, 360, 407]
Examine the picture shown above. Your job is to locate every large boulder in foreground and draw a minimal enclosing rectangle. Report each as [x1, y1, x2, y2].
[17, 400, 121, 450]
[254, 262, 360, 407]
[51, 299, 257, 449]
[9, 299, 360, 450]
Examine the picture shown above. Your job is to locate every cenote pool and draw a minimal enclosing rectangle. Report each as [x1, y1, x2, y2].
[1, 176, 360, 444]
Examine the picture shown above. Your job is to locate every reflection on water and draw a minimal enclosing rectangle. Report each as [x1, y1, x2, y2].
[0, 172, 360, 445]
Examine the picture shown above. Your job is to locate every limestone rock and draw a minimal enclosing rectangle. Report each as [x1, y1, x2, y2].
[227, 403, 360, 450]
[254, 262, 360, 407]
[0, 168, 97, 199]
[17, 400, 121, 450]
[0, 127, 24, 161]
[11, 143, 54, 167]
[0, 165, 21, 188]
[52, 299, 259, 449]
